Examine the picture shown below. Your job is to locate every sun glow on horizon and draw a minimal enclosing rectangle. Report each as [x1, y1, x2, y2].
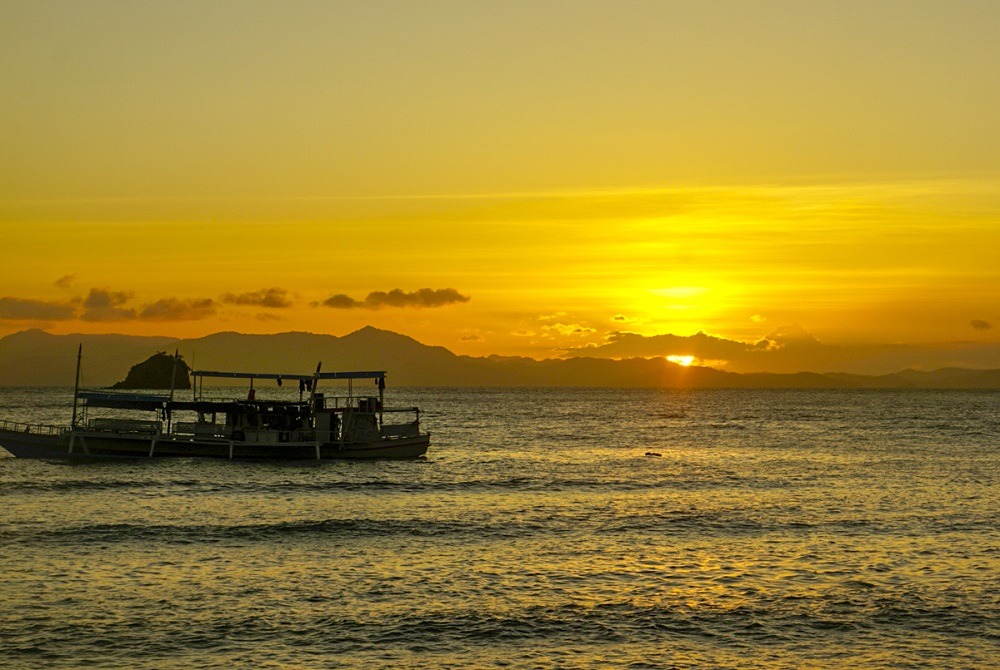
[667, 355, 695, 367]
[2, 178, 1000, 357]
[2, 2, 1000, 364]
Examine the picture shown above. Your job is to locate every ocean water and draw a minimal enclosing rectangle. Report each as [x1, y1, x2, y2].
[0, 387, 997, 669]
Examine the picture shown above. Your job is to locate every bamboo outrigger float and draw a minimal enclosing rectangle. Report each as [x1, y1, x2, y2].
[0, 350, 430, 460]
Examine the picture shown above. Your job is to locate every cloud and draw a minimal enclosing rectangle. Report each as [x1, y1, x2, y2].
[54, 274, 77, 289]
[543, 322, 597, 337]
[365, 288, 470, 309]
[763, 323, 821, 346]
[221, 288, 292, 308]
[561, 329, 790, 366]
[4, 289, 214, 323]
[610, 314, 646, 326]
[971, 319, 992, 330]
[81, 288, 136, 321]
[458, 328, 486, 342]
[321, 294, 364, 309]
[0, 297, 76, 320]
[139, 298, 217, 321]
[321, 288, 471, 310]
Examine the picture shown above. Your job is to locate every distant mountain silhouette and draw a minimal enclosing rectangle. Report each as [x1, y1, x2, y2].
[2, 328, 1000, 388]
[561, 325, 1000, 375]
[0, 329, 181, 387]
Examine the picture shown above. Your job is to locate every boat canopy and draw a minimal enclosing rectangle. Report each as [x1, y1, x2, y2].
[77, 391, 245, 413]
[78, 391, 170, 409]
[192, 370, 386, 381]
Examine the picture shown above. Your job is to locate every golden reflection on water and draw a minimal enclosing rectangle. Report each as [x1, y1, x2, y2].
[1, 387, 997, 668]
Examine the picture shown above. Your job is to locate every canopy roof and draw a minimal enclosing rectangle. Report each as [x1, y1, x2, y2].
[192, 370, 385, 381]
[77, 391, 317, 412]
[77, 391, 239, 412]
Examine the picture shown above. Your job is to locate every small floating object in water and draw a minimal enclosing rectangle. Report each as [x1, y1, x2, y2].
[645, 451, 662, 457]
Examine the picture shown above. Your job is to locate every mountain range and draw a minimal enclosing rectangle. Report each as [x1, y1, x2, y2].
[2, 327, 1000, 389]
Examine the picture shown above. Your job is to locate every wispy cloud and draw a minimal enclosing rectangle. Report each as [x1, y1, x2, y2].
[971, 319, 992, 330]
[54, 274, 77, 289]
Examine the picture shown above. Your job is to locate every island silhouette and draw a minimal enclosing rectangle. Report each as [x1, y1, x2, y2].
[111, 351, 192, 390]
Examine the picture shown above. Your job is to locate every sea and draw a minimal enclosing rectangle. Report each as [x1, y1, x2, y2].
[0, 387, 997, 669]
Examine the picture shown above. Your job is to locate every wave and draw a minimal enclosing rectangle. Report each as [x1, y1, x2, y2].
[11, 510, 993, 548]
[4, 603, 993, 670]
[0, 471, 803, 496]
[0, 517, 548, 545]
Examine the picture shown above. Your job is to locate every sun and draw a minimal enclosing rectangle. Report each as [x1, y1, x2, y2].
[667, 355, 695, 367]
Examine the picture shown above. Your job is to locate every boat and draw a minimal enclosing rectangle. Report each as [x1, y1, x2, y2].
[0, 350, 430, 460]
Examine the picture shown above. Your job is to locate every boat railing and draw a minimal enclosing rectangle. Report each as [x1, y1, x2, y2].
[237, 427, 320, 444]
[88, 418, 162, 434]
[173, 421, 229, 438]
[0, 419, 69, 437]
[380, 420, 421, 439]
[322, 394, 418, 414]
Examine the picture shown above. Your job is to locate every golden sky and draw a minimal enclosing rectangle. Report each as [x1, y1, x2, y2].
[2, 1, 999, 363]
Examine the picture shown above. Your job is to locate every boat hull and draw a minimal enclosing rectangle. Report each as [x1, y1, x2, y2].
[0, 427, 429, 461]
[0, 428, 71, 459]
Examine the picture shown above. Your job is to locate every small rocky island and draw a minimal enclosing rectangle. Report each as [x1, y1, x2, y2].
[112, 352, 192, 390]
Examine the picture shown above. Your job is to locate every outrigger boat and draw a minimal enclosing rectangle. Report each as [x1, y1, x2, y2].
[0, 348, 430, 460]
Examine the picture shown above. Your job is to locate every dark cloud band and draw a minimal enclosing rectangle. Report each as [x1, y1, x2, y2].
[322, 288, 470, 310]
[221, 288, 291, 308]
[0, 297, 75, 320]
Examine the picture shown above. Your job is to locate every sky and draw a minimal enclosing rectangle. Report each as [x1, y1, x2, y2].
[2, 0, 999, 370]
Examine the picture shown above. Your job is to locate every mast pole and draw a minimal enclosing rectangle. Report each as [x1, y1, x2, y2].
[378, 374, 384, 427]
[68, 344, 82, 454]
[309, 362, 322, 460]
[169, 349, 179, 403]
[166, 349, 179, 434]
[308, 362, 322, 404]
[70, 344, 82, 428]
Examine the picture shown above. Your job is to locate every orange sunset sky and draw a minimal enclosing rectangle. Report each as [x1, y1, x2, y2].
[2, 1, 999, 365]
